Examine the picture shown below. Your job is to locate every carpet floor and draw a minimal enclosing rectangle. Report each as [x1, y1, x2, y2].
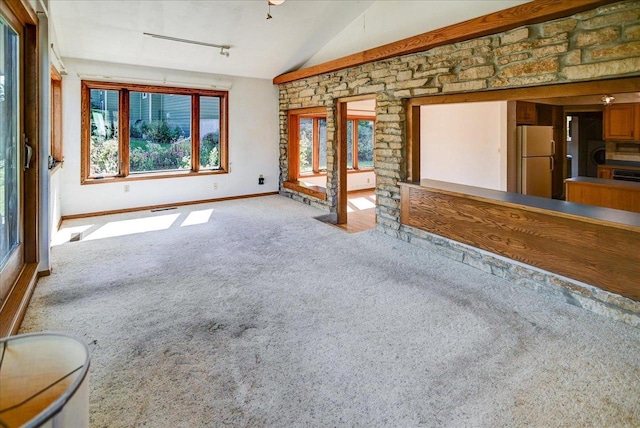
[20, 195, 640, 427]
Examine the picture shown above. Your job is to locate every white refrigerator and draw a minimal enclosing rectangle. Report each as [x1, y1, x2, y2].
[516, 126, 555, 198]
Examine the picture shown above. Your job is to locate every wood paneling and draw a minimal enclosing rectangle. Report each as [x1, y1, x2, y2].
[273, 0, 610, 84]
[400, 182, 640, 301]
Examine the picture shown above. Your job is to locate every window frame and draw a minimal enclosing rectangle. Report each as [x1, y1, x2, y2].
[50, 66, 63, 166]
[80, 80, 229, 184]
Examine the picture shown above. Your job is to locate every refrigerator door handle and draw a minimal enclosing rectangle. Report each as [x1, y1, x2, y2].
[551, 139, 556, 155]
[550, 156, 555, 171]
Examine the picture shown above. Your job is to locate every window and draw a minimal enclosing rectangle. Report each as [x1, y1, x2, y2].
[285, 107, 328, 200]
[347, 118, 374, 170]
[81, 81, 228, 183]
[295, 114, 373, 176]
[298, 116, 327, 174]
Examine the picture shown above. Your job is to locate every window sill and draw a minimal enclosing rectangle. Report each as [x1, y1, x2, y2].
[283, 180, 327, 200]
[299, 168, 374, 178]
[82, 168, 228, 185]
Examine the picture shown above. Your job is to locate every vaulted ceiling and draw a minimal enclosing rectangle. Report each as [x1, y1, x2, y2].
[49, 0, 528, 80]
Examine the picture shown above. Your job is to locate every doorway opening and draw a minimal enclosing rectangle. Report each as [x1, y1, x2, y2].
[335, 96, 376, 232]
[565, 111, 604, 180]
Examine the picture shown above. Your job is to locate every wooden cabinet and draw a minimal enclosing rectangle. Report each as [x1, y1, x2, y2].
[516, 101, 537, 125]
[603, 103, 640, 141]
[566, 177, 640, 214]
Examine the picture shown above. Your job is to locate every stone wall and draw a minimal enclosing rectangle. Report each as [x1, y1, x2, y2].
[277, 1, 640, 322]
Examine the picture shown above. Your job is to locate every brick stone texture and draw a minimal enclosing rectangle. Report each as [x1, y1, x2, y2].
[277, 0, 640, 321]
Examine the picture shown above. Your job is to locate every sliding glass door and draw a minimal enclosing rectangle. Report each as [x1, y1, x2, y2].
[0, 12, 23, 301]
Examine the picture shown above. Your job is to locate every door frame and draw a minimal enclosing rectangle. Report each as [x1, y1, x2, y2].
[335, 94, 377, 224]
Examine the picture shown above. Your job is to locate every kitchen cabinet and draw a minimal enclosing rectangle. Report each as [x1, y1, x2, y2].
[566, 177, 640, 213]
[516, 101, 537, 125]
[603, 103, 640, 141]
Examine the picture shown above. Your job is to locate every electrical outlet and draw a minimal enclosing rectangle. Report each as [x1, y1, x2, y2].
[213, 182, 218, 190]
[124, 184, 130, 193]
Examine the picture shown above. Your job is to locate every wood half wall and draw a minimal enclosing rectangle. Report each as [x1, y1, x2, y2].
[400, 181, 640, 301]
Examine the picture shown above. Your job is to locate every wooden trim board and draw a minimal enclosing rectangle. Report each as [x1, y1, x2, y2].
[0, 263, 38, 338]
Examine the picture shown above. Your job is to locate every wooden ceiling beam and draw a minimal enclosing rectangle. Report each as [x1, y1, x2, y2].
[273, 0, 613, 85]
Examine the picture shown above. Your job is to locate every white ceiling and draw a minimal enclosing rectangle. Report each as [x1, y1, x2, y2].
[49, 0, 375, 80]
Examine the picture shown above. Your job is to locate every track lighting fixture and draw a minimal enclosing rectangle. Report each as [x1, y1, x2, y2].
[143, 32, 231, 58]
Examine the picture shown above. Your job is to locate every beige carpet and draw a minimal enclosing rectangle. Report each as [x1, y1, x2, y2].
[20, 195, 640, 427]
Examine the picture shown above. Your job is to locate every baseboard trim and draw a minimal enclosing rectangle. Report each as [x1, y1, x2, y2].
[38, 269, 51, 278]
[61, 192, 279, 221]
[0, 263, 39, 338]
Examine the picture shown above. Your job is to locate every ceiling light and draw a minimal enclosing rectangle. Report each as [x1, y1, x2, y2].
[601, 95, 615, 105]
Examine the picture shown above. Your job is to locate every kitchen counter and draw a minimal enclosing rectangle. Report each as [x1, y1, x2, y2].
[565, 177, 640, 214]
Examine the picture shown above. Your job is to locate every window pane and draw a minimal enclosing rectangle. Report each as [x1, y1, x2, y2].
[200, 96, 221, 169]
[0, 17, 19, 265]
[318, 118, 327, 171]
[299, 118, 313, 174]
[346, 120, 353, 169]
[129, 92, 191, 172]
[89, 89, 119, 176]
[358, 120, 374, 168]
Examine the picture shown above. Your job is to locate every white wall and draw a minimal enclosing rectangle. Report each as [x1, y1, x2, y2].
[59, 59, 279, 216]
[420, 101, 508, 191]
[304, 1, 527, 68]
